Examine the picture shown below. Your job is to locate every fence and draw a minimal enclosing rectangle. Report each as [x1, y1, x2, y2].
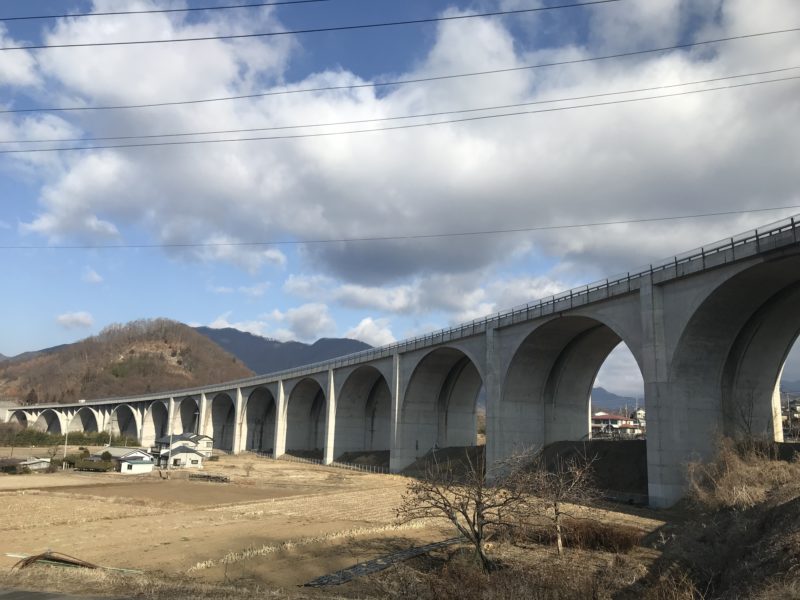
[251, 450, 390, 474]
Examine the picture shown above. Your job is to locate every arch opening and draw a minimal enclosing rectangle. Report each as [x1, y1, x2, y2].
[396, 348, 483, 470]
[177, 397, 200, 435]
[781, 341, 800, 441]
[499, 316, 643, 462]
[243, 388, 276, 453]
[285, 379, 326, 456]
[10, 412, 28, 429]
[141, 402, 169, 447]
[110, 405, 139, 443]
[334, 366, 391, 459]
[591, 343, 645, 440]
[33, 410, 62, 435]
[208, 394, 235, 452]
[671, 258, 800, 447]
[68, 408, 99, 434]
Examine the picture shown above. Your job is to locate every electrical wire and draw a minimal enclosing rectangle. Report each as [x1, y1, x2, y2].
[3, 26, 797, 114]
[3, 66, 796, 145]
[2, 206, 798, 250]
[1, 0, 332, 23]
[0, 1, 623, 50]
[1, 74, 797, 154]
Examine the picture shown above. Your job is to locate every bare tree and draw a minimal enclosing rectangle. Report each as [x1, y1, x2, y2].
[508, 449, 598, 556]
[396, 450, 525, 572]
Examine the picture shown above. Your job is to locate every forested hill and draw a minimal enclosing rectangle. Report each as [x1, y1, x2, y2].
[0, 319, 254, 405]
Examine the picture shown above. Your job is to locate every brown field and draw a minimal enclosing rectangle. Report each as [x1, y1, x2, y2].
[0, 450, 666, 598]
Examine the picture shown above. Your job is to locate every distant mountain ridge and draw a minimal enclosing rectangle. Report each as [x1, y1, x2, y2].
[0, 320, 253, 404]
[194, 327, 372, 374]
[591, 387, 642, 412]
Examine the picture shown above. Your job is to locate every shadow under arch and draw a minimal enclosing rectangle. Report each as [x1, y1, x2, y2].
[68, 407, 99, 433]
[394, 347, 483, 470]
[498, 315, 643, 461]
[670, 255, 800, 446]
[33, 409, 63, 435]
[242, 387, 276, 452]
[207, 393, 235, 451]
[334, 365, 391, 458]
[110, 404, 139, 442]
[285, 378, 326, 454]
[141, 401, 169, 447]
[176, 397, 200, 435]
[9, 411, 28, 428]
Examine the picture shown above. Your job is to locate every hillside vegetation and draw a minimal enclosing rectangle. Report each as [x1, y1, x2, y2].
[0, 319, 253, 404]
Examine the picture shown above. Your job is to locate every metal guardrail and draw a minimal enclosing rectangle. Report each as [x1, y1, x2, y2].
[254, 451, 390, 474]
[19, 213, 800, 409]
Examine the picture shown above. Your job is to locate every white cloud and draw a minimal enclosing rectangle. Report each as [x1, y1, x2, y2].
[208, 311, 270, 337]
[594, 344, 644, 399]
[345, 317, 396, 347]
[271, 303, 336, 342]
[209, 281, 270, 297]
[0, 25, 40, 87]
[56, 311, 94, 329]
[82, 267, 103, 284]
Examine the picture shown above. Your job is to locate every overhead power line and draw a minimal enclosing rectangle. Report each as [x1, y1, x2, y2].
[1, 0, 331, 23]
[0, 0, 623, 50]
[1, 75, 797, 154]
[4, 66, 796, 145]
[3, 27, 797, 114]
[2, 206, 798, 250]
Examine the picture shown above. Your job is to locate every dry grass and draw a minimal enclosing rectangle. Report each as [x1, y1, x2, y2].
[188, 520, 435, 571]
[686, 437, 800, 511]
[0, 565, 321, 600]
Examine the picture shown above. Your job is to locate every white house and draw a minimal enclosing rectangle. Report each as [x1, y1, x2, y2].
[158, 445, 205, 469]
[91, 447, 154, 473]
[591, 412, 644, 438]
[154, 433, 213, 466]
[118, 457, 154, 474]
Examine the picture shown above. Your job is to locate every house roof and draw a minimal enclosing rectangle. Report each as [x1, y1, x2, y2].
[155, 432, 211, 445]
[159, 445, 205, 457]
[92, 447, 150, 459]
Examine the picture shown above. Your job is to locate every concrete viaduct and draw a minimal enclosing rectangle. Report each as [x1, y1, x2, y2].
[5, 215, 800, 507]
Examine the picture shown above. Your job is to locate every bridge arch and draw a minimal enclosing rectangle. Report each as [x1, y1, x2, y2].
[68, 407, 100, 433]
[110, 404, 140, 443]
[497, 315, 643, 460]
[671, 255, 800, 447]
[285, 378, 326, 454]
[205, 393, 235, 452]
[176, 396, 200, 435]
[33, 409, 64, 435]
[141, 401, 169, 447]
[242, 387, 276, 452]
[9, 411, 29, 428]
[334, 365, 391, 458]
[394, 347, 483, 470]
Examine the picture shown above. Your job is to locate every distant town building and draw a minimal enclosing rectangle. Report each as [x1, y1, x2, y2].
[591, 411, 644, 438]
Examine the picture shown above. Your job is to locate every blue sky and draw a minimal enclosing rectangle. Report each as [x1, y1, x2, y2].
[1, 0, 799, 395]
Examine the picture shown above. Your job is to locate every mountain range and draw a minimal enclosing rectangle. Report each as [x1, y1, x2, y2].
[194, 326, 371, 374]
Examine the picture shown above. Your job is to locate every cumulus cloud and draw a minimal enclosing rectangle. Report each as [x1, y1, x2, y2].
[345, 317, 396, 347]
[82, 267, 103, 284]
[271, 303, 336, 342]
[56, 311, 94, 329]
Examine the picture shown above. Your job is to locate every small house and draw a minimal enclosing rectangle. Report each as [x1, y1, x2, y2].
[90, 447, 154, 473]
[154, 433, 213, 459]
[118, 457, 154, 474]
[19, 457, 52, 472]
[158, 445, 204, 468]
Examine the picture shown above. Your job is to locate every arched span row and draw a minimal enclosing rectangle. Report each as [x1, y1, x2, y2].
[6, 234, 800, 508]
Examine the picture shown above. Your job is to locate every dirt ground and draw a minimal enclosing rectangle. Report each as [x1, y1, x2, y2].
[0, 450, 666, 597]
